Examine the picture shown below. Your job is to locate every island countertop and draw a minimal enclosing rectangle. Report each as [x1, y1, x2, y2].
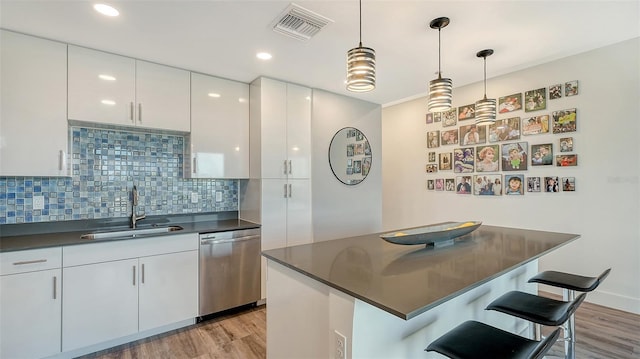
[262, 224, 579, 320]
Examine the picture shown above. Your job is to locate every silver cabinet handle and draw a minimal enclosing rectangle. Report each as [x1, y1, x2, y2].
[138, 103, 142, 123]
[193, 157, 197, 174]
[141, 263, 145, 284]
[201, 235, 260, 245]
[58, 150, 66, 172]
[130, 102, 135, 122]
[13, 259, 47, 265]
[283, 160, 288, 175]
[288, 184, 292, 198]
[53, 276, 57, 299]
[284, 183, 287, 198]
[133, 265, 136, 286]
[288, 160, 292, 175]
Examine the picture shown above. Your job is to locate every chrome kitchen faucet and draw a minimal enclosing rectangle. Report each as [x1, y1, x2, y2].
[131, 185, 146, 228]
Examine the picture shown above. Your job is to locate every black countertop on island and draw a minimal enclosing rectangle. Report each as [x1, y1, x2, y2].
[262, 224, 579, 320]
[0, 211, 260, 252]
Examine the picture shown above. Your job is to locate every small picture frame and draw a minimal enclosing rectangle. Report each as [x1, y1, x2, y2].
[426, 113, 434, 124]
[458, 104, 476, 120]
[527, 177, 541, 192]
[347, 144, 354, 157]
[556, 154, 578, 167]
[559, 137, 573, 152]
[473, 174, 502, 196]
[453, 147, 475, 173]
[440, 129, 459, 146]
[545, 176, 560, 192]
[476, 145, 500, 172]
[427, 179, 435, 190]
[445, 178, 456, 192]
[435, 178, 445, 191]
[428, 151, 436, 163]
[531, 143, 553, 166]
[433, 112, 442, 123]
[441, 108, 458, 127]
[426, 164, 438, 173]
[549, 84, 562, 99]
[353, 160, 362, 174]
[498, 93, 523, 114]
[488, 117, 520, 142]
[552, 108, 577, 133]
[522, 115, 550, 135]
[562, 177, 576, 191]
[504, 174, 525, 195]
[524, 88, 547, 112]
[565, 80, 579, 96]
[427, 130, 440, 148]
[459, 124, 487, 145]
[362, 157, 371, 176]
[501, 142, 528, 171]
[455, 176, 473, 194]
[439, 152, 452, 171]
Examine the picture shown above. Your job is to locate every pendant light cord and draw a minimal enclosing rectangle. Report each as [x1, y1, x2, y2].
[483, 56, 487, 100]
[438, 27, 442, 79]
[359, 0, 362, 47]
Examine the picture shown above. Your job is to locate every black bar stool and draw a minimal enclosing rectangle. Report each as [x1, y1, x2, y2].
[426, 320, 561, 359]
[486, 291, 587, 359]
[527, 268, 611, 359]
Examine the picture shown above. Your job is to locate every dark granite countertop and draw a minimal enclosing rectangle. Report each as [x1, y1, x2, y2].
[262, 224, 579, 320]
[0, 211, 260, 252]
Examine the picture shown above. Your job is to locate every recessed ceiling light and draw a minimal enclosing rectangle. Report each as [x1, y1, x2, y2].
[94, 4, 119, 17]
[98, 74, 116, 81]
[256, 52, 272, 60]
[208, 93, 221, 98]
[101, 99, 116, 105]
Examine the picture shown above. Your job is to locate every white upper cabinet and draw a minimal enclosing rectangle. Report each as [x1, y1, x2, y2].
[253, 78, 311, 179]
[0, 30, 69, 177]
[189, 73, 249, 178]
[68, 45, 190, 132]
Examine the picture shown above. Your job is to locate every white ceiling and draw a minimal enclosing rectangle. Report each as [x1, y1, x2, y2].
[1, 1, 639, 106]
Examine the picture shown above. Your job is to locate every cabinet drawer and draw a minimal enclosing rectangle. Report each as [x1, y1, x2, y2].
[0, 247, 62, 275]
[63, 233, 198, 267]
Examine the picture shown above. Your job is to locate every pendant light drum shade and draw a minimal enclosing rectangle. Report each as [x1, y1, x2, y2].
[428, 17, 453, 112]
[347, 44, 376, 92]
[475, 49, 496, 126]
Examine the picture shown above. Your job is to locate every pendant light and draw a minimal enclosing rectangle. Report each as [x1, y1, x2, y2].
[346, 0, 376, 92]
[475, 49, 496, 126]
[428, 17, 453, 112]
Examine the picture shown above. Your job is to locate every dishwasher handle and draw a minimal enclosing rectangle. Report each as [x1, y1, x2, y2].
[200, 234, 260, 245]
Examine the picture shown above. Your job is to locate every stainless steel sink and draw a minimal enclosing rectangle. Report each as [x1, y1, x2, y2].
[81, 226, 183, 240]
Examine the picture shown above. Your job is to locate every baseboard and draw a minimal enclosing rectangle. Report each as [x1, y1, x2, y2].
[540, 288, 640, 315]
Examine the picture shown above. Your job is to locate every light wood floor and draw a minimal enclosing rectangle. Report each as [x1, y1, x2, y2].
[80, 294, 639, 359]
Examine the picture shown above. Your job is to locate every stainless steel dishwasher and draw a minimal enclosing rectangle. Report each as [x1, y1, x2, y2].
[199, 228, 261, 317]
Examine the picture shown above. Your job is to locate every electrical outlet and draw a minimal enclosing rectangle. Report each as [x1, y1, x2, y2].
[33, 195, 45, 210]
[334, 330, 347, 359]
[216, 191, 222, 202]
[191, 192, 198, 203]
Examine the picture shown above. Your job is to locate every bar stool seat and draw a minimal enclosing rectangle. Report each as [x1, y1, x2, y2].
[485, 291, 586, 326]
[425, 320, 561, 359]
[528, 268, 611, 293]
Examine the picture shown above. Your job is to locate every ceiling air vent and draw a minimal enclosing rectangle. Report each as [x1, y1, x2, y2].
[272, 3, 334, 41]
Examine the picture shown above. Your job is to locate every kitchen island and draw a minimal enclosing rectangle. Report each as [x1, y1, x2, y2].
[262, 224, 579, 359]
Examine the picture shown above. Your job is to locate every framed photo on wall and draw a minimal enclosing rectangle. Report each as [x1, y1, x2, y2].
[488, 117, 520, 142]
[428, 151, 437, 162]
[458, 104, 476, 120]
[453, 147, 474, 173]
[549, 84, 562, 99]
[524, 88, 546, 112]
[501, 142, 528, 171]
[545, 176, 560, 192]
[426, 164, 438, 173]
[460, 124, 486, 145]
[552, 108, 577, 133]
[440, 129, 459, 145]
[475, 144, 500, 172]
[498, 93, 523, 114]
[556, 154, 577, 166]
[426, 113, 434, 124]
[441, 108, 458, 127]
[439, 152, 452, 170]
[427, 179, 435, 190]
[565, 80, 579, 96]
[531, 143, 553, 166]
[560, 137, 573, 152]
[455, 176, 472, 194]
[427, 131, 440, 148]
[474, 174, 502, 195]
[527, 177, 541, 192]
[522, 115, 550, 135]
[445, 178, 456, 191]
[435, 178, 445, 191]
[562, 177, 576, 191]
[504, 174, 525, 195]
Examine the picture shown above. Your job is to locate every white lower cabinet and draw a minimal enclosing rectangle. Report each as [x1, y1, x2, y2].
[62, 233, 198, 352]
[0, 248, 62, 359]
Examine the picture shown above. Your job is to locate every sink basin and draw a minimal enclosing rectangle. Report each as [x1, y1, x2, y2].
[81, 226, 183, 240]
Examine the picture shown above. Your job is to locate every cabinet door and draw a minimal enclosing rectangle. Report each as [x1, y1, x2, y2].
[261, 179, 289, 251]
[68, 45, 136, 125]
[138, 251, 198, 331]
[286, 179, 313, 246]
[62, 259, 139, 351]
[1, 269, 61, 359]
[135, 60, 190, 132]
[190, 73, 249, 178]
[0, 30, 68, 176]
[286, 84, 312, 179]
[260, 79, 288, 179]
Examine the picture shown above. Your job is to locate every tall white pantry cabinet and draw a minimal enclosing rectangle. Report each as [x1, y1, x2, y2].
[246, 77, 313, 299]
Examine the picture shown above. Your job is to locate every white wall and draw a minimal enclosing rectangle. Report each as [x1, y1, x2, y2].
[382, 38, 640, 314]
[311, 90, 383, 242]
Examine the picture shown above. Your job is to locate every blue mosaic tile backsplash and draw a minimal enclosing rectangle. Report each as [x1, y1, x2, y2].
[0, 126, 238, 224]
